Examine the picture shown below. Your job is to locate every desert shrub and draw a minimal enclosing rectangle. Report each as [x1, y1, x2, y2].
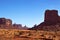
[53, 35, 56, 38]
[14, 31, 20, 36]
[14, 31, 25, 37]
[28, 33, 32, 36]
[19, 31, 24, 35]
[35, 38, 40, 40]
[40, 34, 44, 37]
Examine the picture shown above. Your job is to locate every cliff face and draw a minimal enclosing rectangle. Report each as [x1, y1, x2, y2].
[13, 24, 28, 29]
[44, 10, 58, 23]
[0, 18, 12, 28]
[0, 10, 60, 31]
[0, 18, 28, 29]
[30, 10, 60, 31]
[0, 18, 6, 25]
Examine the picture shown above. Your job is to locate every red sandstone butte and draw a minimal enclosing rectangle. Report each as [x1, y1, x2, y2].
[30, 10, 60, 31]
[44, 10, 58, 23]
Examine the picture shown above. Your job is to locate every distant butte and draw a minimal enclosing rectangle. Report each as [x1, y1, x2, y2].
[0, 18, 28, 29]
[0, 10, 60, 31]
[29, 10, 60, 31]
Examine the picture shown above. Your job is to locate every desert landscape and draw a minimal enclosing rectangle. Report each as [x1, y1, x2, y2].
[0, 10, 60, 40]
[0, 29, 60, 40]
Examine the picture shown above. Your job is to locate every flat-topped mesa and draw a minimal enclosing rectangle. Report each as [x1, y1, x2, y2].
[44, 10, 59, 24]
[0, 18, 12, 27]
[29, 10, 60, 30]
[6, 19, 12, 27]
[0, 18, 6, 25]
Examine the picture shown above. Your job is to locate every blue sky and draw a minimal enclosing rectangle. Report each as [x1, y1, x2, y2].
[0, 0, 60, 27]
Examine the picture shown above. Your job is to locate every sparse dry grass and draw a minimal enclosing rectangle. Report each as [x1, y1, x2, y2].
[0, 29, 60, 40]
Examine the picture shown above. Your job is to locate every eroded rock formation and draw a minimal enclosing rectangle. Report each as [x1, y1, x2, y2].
[0, 18, 12, 28]
[44, 10, 59, 24]
[30, 10, 60, 31]
[13, 24, 28, 29]
[0, 18, 28, 29]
